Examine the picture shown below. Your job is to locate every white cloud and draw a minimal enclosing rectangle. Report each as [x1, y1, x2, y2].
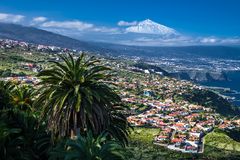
[219, 38, 240, 44]
[32, 16, 47, 23]
[200, 37, 218, 43]
[118, 20, 137, 26]
[118, 35, 194, 46]
[92, 26, 120, 33]
[0, 13, 25, 23]
[41, 20, 94, 30]
[114, 34, 240, 46]
[198, 37, 240, 45]
[40, 20, 120, 35]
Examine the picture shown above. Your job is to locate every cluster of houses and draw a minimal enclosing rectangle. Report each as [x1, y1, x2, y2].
[111, 69, 240, 154]
[20, 62, 42, 73]
[125, 96, 240, 153]
[0, 76, 40, 85]
[126, 99, 213, 153]
[0, 39, 28, 49]
[0, 38, 77, 53]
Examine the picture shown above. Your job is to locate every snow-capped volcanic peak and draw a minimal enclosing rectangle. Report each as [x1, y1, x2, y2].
[126, 19, 177, 35]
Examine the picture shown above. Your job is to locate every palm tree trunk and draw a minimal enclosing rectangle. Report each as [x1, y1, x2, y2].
[70, 111, 81, 139]
[70, 111, 78, 139]
[70, 130, 75, 139]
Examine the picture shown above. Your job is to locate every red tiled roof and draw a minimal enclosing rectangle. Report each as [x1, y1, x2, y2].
[171, 138, 183, 143]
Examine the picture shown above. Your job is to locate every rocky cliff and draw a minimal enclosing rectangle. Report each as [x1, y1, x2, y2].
[170, 71, 228, 82]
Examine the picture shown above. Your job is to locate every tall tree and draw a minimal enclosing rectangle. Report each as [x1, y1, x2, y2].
[35, 53, 130, 145]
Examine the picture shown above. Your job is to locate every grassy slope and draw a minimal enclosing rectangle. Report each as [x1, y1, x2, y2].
[205, 130, 240, 151]
[203, 129, 240, 159]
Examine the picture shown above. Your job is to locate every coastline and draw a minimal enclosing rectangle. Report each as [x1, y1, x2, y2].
[198, 71, 240, 107]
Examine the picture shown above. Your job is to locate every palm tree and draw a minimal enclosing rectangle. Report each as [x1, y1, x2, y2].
[35, 53, 130, 144]
[10, 85, 35, 112]
[49, 131, 126, 160]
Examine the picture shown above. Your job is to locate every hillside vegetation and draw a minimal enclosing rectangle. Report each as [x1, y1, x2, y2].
[127, 127, 240, 160]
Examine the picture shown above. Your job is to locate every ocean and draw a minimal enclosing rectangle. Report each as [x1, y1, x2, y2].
[199, 71, 240, 107]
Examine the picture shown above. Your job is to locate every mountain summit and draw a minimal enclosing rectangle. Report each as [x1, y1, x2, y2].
[126, 19, 177, 35]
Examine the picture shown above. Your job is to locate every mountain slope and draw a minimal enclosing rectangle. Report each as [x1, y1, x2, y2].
[0, 22, 240, 60]
[0, 22, 94, 50]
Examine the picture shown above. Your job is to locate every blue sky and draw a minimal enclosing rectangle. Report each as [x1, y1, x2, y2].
[0, 0, 240, 46]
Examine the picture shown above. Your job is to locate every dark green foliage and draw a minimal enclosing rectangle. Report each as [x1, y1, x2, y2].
[0, 82, 49, 160]
[224, 128, 240, 142]
[0, 81, 14, 110]
[0, 69, 28, 77]
[0, 81, 35, 111]
[0, 69, 12, 77]
[9, 55, 26, 62]
[0, 110, 52, 160]
[49, 131, 127, 160]
[10, 85, 35, 112]
[178, 89, 240, 116]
